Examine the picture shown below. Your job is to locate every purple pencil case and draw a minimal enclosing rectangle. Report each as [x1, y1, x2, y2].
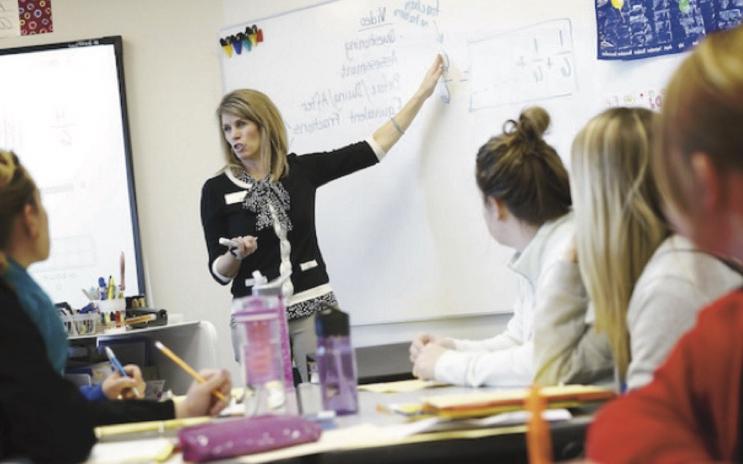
[178, 415, 322, 462]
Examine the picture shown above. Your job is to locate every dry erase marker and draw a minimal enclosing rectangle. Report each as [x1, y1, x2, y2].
[104, 346, 142, 399]
[219, 237, 238, 248]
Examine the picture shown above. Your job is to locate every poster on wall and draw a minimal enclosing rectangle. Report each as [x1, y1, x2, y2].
[0, 0, 52, 38]
[596, 0, 742, 60]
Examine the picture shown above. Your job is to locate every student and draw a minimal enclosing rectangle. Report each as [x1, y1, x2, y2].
[409, 107, 578, 387]
[0, 157, 146, 401]
[201, 56, 444, 380]
[0, 151, 232, 462]
[534, 107, 742, 391]
[587, 26, 743, 462]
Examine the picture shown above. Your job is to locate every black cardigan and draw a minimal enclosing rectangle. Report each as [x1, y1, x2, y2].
[0, 278, 174, 463]
[200, 141, 378, 301]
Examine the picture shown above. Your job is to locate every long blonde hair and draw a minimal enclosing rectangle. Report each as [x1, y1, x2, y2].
[571, 107, 669, 382]
[655, 26, 743, 219]
[217, 89, 289, 181]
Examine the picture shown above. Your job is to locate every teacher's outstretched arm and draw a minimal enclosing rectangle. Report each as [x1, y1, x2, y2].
[372, 54, 444, 153]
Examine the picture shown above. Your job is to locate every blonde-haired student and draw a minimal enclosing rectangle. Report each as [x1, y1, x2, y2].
[587, 25, 743, 462]
[410, 106, 583, 387]
[534, 106, 742, 392]
[0, 151, 231, 462]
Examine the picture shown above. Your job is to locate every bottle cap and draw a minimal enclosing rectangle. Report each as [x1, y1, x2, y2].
[315, 303, 350, 337]
[251, 271, 289, 297]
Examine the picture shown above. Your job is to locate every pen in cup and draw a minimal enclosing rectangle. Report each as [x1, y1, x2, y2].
[104, 346, 142, 399]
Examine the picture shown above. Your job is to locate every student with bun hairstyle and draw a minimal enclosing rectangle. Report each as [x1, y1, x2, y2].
[0, 151, 231, 462]
[535, 106, 742, 392]
[410, 107, 579, 387]
[587, 26, 743, 462]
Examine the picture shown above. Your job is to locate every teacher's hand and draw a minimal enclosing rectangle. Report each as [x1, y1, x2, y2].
[415, 54, 445, 100]
[230, 235, 258, 260]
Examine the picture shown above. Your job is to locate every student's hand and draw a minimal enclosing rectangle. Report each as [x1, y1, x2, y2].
[230, 235, 258, 260]
[412, 343, 447, 380]
[415, 54, 445, 100]
[175, 369, 232, 418]
[410, 333, 455, 362]
[102, 364, 146, 400]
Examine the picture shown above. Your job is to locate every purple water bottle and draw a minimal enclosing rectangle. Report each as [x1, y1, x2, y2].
[315, 304, 358, 415]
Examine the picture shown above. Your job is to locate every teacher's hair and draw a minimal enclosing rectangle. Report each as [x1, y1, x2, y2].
[654, 25, 743, 219]
[571, 107, 669, 382]
[0, 150, 37, 271]
[217, 89, 289, 181]
[475, 106, 571, 226]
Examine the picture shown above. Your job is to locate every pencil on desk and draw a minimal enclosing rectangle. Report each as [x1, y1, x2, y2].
[153, 341, 227, 403]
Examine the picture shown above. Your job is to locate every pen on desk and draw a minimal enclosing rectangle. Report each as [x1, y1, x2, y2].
[104, 346, 143, 399]
[153, 341, 227, 402]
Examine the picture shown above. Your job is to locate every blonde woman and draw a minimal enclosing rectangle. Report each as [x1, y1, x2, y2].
[534, 107, 742, 391]
[201, 56, 444, 380]
[587, 25, 743, 462]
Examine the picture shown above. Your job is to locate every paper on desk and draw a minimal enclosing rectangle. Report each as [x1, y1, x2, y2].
[87, 437, 175, 463]
[358, 379, 448, 393]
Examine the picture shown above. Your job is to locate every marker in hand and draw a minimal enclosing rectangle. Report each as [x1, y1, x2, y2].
[104, 346, 142, 398]
[219, 237, 239, 248]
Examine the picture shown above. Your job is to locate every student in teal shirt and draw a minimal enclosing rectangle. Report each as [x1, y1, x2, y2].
[0, 152, 144, 399]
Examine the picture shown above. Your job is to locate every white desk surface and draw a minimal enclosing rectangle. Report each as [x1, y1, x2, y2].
[69, 321, 200, 341]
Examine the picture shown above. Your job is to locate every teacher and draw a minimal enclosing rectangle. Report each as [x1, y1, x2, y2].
[201, 55, 444, 380]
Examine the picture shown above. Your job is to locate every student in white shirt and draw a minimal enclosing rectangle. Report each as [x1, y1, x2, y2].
[409, 106, 577, 387]
[534, 107, 743, 391]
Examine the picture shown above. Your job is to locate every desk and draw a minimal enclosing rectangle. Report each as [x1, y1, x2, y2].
[69, 321, 218, 394]
[91, 385, 592, 463]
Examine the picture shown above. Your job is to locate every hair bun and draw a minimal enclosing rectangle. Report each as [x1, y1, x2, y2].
[0, 150, 16, 189]
[517, 106, 550, 139]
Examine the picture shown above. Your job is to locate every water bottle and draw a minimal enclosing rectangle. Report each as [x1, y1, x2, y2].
[232, 298, 287, 415]
[315, 303, 358, 415]
[251, 272, 294, 390]
[232, 271, 295, 415]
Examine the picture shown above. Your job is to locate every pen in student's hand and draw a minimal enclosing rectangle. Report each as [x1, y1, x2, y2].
[104, 346, 142, 399]
[153, 341, 227, 402]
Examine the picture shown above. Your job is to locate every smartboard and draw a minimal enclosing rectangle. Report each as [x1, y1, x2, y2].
[0, 36, 144, 308]
[220, 0, 688, 325]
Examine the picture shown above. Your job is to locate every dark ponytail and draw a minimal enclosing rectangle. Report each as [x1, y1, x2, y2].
[476, 106, 571, 226]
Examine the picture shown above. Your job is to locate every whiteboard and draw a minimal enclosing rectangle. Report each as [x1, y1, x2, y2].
[0, 37, 143, 308]
[220, 0, 687, 325]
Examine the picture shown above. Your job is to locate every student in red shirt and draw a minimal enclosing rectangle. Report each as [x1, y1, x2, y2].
[586, 25, 743, 462]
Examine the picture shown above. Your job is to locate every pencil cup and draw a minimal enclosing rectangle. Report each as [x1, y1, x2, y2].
[60, 313, 100, 337]
[94, 299, 126, 329]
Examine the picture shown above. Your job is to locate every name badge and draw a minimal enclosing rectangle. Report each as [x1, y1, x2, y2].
[224, 191, 247, 205]
[300, 260, 318, 271]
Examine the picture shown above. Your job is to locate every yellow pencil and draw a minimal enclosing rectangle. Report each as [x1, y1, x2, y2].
[153, 341, 227, 402]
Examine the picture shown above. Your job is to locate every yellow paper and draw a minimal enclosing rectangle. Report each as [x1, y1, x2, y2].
[95, 416, 209, 440]
[424, 384, 613, 411]
[87, 438, 175, 463]
[358, 379, 448, 394]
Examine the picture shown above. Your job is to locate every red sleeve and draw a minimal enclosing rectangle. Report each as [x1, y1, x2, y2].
[586, 292, 743, 463]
